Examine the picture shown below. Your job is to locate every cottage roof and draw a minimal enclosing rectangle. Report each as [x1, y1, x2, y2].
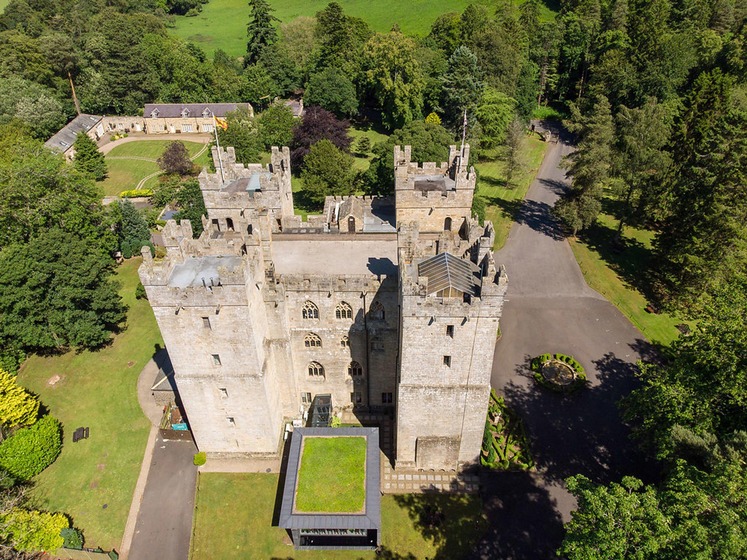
[143, 103, 252, 119]
[417, 252, 481, 297]
[44, 114, 102, 154]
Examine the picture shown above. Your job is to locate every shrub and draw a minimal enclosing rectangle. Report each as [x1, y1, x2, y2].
[193, 452, 207, 466]
[61, 527, 84, 550]
[1, 509, 68, 552]
[119, 189, 154, 198]
[135, 282, 147, 300]
[330, 416, 342, 428]
[0, 415, 62, 480]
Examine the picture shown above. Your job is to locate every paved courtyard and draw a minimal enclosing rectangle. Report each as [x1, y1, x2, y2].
[474, 132, 656, 559]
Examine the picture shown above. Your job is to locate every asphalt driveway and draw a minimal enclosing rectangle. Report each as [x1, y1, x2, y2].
[475, 132, 656, 559]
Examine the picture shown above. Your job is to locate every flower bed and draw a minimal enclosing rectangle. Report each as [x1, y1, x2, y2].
[480, 389, 534, 471]
[530, 353, 587, 393]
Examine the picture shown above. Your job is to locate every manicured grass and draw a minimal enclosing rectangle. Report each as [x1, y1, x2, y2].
[569, 207, 685, 347]
[17, 258, 163, 550]
[190, 473, 487, 559]
[349, 127, 390, 172]
[295, 436, 366, 513]
[171, 0, 556, 57]
[0, 0, 9, 12]
[101, 140, 208, 196]
[474, 135, 549, 249]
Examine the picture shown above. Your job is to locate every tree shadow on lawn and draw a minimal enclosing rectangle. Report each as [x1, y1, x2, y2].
[502, 348, 658, 489]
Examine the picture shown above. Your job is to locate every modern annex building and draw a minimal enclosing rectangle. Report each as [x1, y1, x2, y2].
[139, 143, 507, 470]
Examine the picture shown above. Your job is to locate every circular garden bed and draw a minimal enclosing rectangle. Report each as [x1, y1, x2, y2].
[530, 353, 587, 393]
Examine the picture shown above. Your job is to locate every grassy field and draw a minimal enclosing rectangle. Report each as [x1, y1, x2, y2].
[17, 258, 163, 550]
[349, 127, 389, 171]
[296, 436, 366, 513]
[171, 0, 557, 57]
[0, 0, 8, 13]
[569, 204, 685, 347]
[101, 140, 209, 196]
[474, 135, 549, 249]
[190, 473, 487, 559]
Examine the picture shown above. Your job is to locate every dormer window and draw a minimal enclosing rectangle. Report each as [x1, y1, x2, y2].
[202, 108, 212, 117]
[181, 108, 190, 118]
[150, 108, 160, 118]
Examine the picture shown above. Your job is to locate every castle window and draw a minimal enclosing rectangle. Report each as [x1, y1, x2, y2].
[381, 392, 393, 404]
[443, 355, 451, 367]
[446, 325, 454, 338]
[301, 392, 312, 404]
[340, 335, 350, 348]
[247, 224, 253, 235]
[348, 361, 363, 377]
[212, 354, 222, 366]
[304, 333, 322, 348]
[335, 302, 353, 320]
[369, 301, 385, 321]
[182, 123, 193, 133]
[219, 387, 228, 398]
[226, 217, 234, 231]
[444, 217, 452, 231]
[202, 316, 211, 329]
[302, 301, 319, 319]
[307, 362, 324, 377]
[351, 392, 362, 404]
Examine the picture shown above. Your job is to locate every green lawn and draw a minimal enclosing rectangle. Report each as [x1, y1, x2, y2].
[0, 0, 8, 13]
[474, 135, 549, 249]
[101, 140, 208, 196]
[349, 127, 390, 172]
[295, 436, 366, 513]
[17, 258, 163, 550]
[569, 205, 686, 347]
[190, 473, 487, 559]
[171, 0, 556, 57]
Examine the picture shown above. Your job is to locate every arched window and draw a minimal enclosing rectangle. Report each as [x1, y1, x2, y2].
[335, 302, 352, 320]
[340, 335, 350, 348]
[444, 217, 452, 231]
[348, 361, 363, 377]
[369, 301, 385, 321]
[304, 333, 322, 348]
[302, 301, 319, 319]
[226, 217, 234, 231]
[307, 362, 324, 377]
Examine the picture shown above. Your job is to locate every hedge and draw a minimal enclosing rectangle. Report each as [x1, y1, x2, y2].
[0, 509, 68, 552]
[0, 415, 62, 480]
[119, 189, 154, 198]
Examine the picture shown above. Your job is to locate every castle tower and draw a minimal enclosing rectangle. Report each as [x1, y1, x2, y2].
[394, 144, 475, 234]
[395, 232, 507, 470]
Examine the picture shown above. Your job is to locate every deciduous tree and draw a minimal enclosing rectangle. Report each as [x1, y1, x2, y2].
[0, 370, 38, 433]
[258, 103, 295, 150]
[290, 106, 351, 170]
[157, 141, 193, 176]
[304, 67, 358, 118]
[300, 140, 355, 206]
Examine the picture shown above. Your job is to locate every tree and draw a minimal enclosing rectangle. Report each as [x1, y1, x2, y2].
[157, 141, 193, 176]
[111, 199, 151, 259]
[558, 475, 672, 559]
[72, 133, 107, 181]
[440, 46, 483, 128]
[427, 12, 462, 55]
[0, 229, 126, 359]
[314, 2, 372, 71]
[653, 70, 747, 309]
[217, 107, 261, 164]
[0, 416, 61, 481]
[0, 130, 111, 251]
[355, 137, 371, 157]
[363, 120, 454, 196]
[304, 67, 358, 118]
[300, 140, 355, 206]
[0, 370, 38, 433]
[241, 63, 280, 110]
[245, 0, 279, 66]
[362, 32, 425, 130]
[173, 179, 207, 238]
[290, 106, 351, 170]
[0, 77, 66, 140]
[554, 95, 614, 234]
[0, 508, 68, 552]
[258, 103, 295, 150]
[503, 118, 527, 187]
[473, 88, 516, 150]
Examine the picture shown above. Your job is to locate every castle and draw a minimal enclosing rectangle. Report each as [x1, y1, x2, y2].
[139, 143, 507, 470]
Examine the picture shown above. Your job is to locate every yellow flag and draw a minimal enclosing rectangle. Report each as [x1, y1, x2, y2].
[214, 116, 228, 131]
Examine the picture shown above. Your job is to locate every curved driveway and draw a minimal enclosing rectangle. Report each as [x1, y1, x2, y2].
[475, 133, 656, 559]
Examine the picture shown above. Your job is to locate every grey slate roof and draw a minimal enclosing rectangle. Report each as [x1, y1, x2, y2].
[44, 114, 102, 153]
[417, 252, 482, 296]
[278, 427, 381, 531]
[143, 103, 251, 119]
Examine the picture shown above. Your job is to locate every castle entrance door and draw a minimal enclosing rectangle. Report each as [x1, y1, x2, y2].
[347, 216, 356, 233]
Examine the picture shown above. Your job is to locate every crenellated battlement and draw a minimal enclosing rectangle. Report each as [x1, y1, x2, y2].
[280, 273, 395, 294]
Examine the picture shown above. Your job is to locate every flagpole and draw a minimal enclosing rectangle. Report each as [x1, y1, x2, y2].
[213, 114, 225, 183]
